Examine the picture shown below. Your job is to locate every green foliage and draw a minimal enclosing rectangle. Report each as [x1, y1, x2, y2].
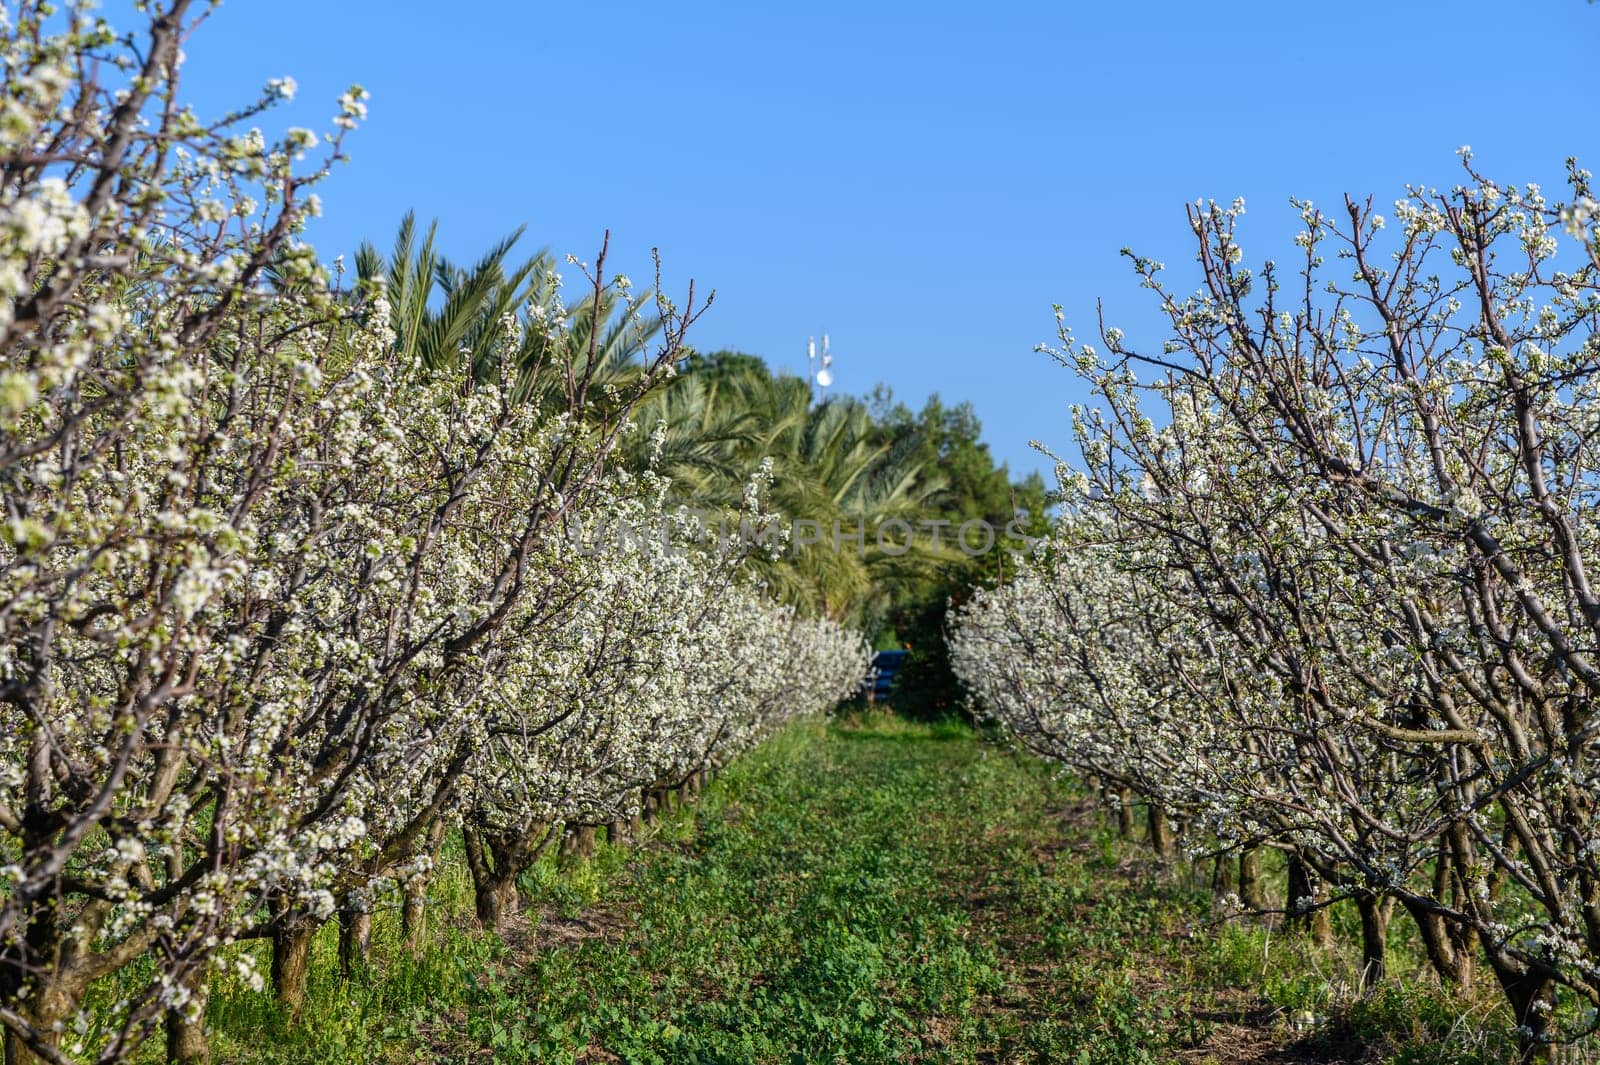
[633, 352, 951, 624]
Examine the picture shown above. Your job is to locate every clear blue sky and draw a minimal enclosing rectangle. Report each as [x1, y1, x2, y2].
[174, 0, 1597, 480]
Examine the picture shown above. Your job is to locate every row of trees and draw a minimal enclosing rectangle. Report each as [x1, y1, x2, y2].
[0, 5, 867, 1063]
[952, 160, 1600, 1060]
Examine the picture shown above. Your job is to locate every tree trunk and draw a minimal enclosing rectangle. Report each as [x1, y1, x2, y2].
[472, 876, 520, 932]
[1445, 922, 1478, 989]
[401, 818, 448, 955]
[1401, 898, 1473, 986]
[1238, 846, 1266, 911]
[1147, 804, 1174, 859]
[1286, 850, 1313, 930]
[1441, 830, 1478, 989]
[1491, 960, 1554, 1064]
[1286, 852, 1333, 948]
[1401, 835, 1478, 988]
[1356, 892, 1388, 992]
[462, 822, 556, 934]
[1116, 787, 1135, 839]
[607, 820, 629, 846]
[1311, 903, 1334, 950]
[464, 828, 518, 932]
[2, 892, 81, 1065]
[4, 976, 77, 1065]
[559, 824, 597, 865]
[165, 971, 210, 1065]
[271, 923, 317, 1016]
[338, 908, 372, 977]
[400, 890, 427, 956]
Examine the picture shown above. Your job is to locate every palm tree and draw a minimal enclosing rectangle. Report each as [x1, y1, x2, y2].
[354, 214, 664, 418]
[355, 212, 542, 383]
[629, 355, 950, 624]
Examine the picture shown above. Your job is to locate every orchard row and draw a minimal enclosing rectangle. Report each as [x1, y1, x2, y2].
[954, 161, 1600, 1061]
[0, 6, 867, 1063]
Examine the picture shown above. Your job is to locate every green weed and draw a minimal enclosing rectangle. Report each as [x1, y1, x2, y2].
[174, 719, 1545, 1064]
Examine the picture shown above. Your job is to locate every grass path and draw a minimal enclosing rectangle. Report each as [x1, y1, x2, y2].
[200, 717, 1517, 1064]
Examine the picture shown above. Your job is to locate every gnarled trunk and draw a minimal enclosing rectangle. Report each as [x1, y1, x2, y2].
[271, 922, 317, 1017]
[2, 887, 80, 1065]
[1211, 851, 1234, 896]
[1400, 833, 1479, 988]
[401, 819, 449, 955]
[462, 822, 557, 934]
[1401, 897, 1474, 987]
[473, 875, 520, 932]
[400, 891, 427, 955]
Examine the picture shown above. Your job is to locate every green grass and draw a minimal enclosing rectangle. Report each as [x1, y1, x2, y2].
[179, 714, 1537, 1064]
